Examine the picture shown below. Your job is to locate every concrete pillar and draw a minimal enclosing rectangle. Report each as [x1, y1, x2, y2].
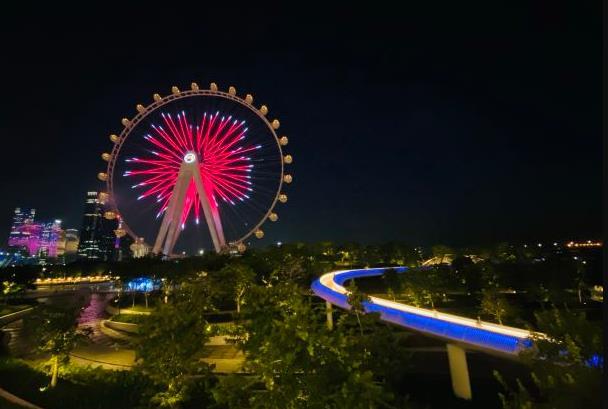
[446, 343, 472, 400]
[326, 301, 333, 330]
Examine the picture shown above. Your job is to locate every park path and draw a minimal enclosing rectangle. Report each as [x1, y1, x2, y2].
[72, 293, 244, 372]
[77, 292, 128, 348]
[70, 292, 136, 369]
[3, 319, 26, 356]
[1, 291, 244, 372]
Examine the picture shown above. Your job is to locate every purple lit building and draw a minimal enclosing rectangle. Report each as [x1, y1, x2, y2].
[7, 208, 63, 261]
[7, 208, 39, 256]
[39, 220, 63, 259]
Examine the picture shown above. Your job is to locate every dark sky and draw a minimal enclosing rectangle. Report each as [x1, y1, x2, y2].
[0, 2, 601, 249]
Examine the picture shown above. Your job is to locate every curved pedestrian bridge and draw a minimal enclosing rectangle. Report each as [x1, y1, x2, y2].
[312, 267, 535, 356]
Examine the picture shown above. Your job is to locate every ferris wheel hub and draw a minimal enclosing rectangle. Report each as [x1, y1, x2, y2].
[183, 152, 197, 163]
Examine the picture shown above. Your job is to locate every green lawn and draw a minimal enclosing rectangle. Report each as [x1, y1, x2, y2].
[126, 304, 155, 313]
[109, 314, 148, 325]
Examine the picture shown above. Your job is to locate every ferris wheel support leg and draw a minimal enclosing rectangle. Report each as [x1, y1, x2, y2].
[191, 163, 225, 253]
[152, 162, 190, 256]
[211, 207, 226, 250]
[153, 216, 171, 255]
[163, 167, 191, 256]
[153, 203, 176, 255]
[151, 158, 226, 256]
[153, 196, 178, 255]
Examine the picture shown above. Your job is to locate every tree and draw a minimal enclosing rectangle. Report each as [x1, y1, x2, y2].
[0, 264, 39, 289]
[480, 288, 512, 325]
[220, 263, 256, 313]
[431, 244, 453, 264]
[346, 281, 371, 336]
[492, 242, 517, 263]
[269, 253, 307, 284]
[451, 255, 474, 274]
[458, 260, 483, 295]
[572, 263, 588, 304]
[400, 268, 444, 309]
[382, 268, 404, 301]
[215, 281, 404, 408]
[480, 262, 501, 288]
[23, 303, 90, 388]
[2, 281, 24, 303]
[336, 242, 362, 266]
[360, 245, 382, 267]
[495, 308, 602, 409]
[136, 300, 214, 408]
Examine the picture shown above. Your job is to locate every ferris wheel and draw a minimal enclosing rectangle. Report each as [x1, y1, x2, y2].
[96, 82, 292, 256]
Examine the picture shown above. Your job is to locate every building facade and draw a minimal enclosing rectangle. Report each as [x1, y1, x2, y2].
[77, 192, 105, 259]
[77, 191, 129, 261]
[7, 208, 38, 256]
[63, 228, 80, 263]
[39, 220, 63, 259]
[6, 208, 65, 263]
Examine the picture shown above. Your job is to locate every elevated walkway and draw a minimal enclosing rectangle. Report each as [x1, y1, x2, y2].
[312, 267, 542, 400]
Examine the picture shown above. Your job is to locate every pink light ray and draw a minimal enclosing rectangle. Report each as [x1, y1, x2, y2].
[126, 110, 255, 227]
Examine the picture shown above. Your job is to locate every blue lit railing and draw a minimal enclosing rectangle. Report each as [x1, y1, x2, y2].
[311, 267, 535, 356]
[126, 277, 160, 292]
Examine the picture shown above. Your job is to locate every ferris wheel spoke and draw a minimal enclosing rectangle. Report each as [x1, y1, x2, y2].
[152, 124, 183, 154]
[177, 112, 193, 151]
[144, 135, 184, 162]
[209, 176, 249, 201]
[200, 112, 220, 152]
[206, 119, 245, 156]
[139, 180, 177, 200]
[162, 113, 189, 151]
[206, 114, 233, 152]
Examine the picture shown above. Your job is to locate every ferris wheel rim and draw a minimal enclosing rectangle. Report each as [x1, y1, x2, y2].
[104, 86, 288, 251]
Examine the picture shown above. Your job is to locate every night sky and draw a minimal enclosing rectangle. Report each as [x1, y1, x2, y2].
[0, 3, 601, 249]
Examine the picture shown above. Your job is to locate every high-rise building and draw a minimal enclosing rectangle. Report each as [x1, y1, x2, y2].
[38, 220, 63, 263]
[56, 229, 67, 257]
[7, 208, 65, 264]
[7, 208, 38, 256]
[78, 192, 104, 259]
[76, 192, 133, 261]
[64, 228, 80, 263]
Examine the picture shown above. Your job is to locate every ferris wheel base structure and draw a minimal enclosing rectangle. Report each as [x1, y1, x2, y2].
[152, 152, 226, 255]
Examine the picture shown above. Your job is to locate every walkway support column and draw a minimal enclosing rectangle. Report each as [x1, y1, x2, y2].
[446, 343, 472, 400]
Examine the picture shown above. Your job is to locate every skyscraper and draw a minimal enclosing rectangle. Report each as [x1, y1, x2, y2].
[7, 208, 64, 263]
[38, 220, 63, 263]
[77, 191, 123, 261]
[78, 192, 104, 259]
[8, 208, 39, 256]
[64, 228, 80, 263]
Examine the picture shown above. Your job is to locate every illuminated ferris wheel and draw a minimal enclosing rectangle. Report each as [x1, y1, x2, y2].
[96, 82, 292, 256]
